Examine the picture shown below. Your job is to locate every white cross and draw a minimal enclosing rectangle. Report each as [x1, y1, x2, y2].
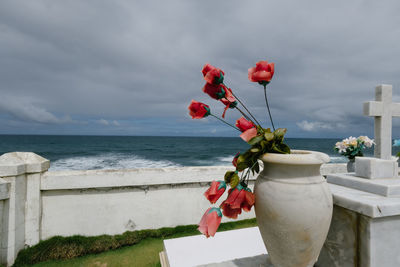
[363, 84, 400, 160]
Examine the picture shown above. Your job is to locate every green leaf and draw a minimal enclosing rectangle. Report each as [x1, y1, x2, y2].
[224, 171, 236, 184]
[278, 143, 291, 154]
[236, 162, 248, 172]
[272, 143, 291, 154]
[250, 148, 260, 153]
[230, 173, 240, 188]
[248, 135, 264, 145]
[264, 132, 274, 141]
[273, 128, 287, 141]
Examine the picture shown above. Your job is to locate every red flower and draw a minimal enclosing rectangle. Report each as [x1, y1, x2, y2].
[198, 207, 222, 237]
[204, 180, 226, 204]
[232, 152, 240, 167]
[202, 83, 228, 100]
[248, 61, 275, 85]
[220, 185, 246, 219]
[235, 117, 255, 132]
[202, 63, 224, 84]
[188, 100, 210, 119]
[241, 189, 255, 212]
[240, 127, 258, 142]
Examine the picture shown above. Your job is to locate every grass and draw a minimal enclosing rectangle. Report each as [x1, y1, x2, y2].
[14, 218, 257, 267]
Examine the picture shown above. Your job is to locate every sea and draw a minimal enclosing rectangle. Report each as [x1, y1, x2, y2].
[0, 135, 393, 171]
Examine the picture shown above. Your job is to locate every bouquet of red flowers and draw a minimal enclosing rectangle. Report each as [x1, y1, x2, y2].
[189, 61, 290, 237]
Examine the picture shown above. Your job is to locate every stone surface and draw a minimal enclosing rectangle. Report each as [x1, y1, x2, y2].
[0, 179, 10, 200]
[0, 154, 25, 177]
[0, 152, 49, 178]
[355, 157, 399, 179]
[327, 173, 400, 196]
[316, 206, 358, 267]
[328, 183, 400, 218]
[1, 174, 27, 266]
[198, 254, 273, 267]
[363, 84, 400, 160]
[319, 183, 400, 267]
[163, 227, 267, 267]
[25, 173, 41, 246]
[40, 167, 256, 239]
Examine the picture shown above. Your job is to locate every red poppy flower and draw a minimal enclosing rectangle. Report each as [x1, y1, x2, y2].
[241, 189, 255, 212]
[198, 207, 222, 237]
[188, 100, 210, 119]
[202, 83, 227, 100]
[235, 117, 255, 132]
[220, 185, 246, 219]
[248, 61, 275, 85]
[240, 127, 258, 142]
[204, 180, 226, 204]
[202, 63, 224, 84]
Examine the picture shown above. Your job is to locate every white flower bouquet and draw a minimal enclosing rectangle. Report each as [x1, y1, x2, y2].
[334, 136, 374, 160]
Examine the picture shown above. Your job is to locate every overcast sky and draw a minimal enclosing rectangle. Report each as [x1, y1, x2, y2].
[0, 0, 399, 138]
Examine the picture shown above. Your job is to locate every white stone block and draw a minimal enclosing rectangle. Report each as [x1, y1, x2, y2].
[163, 227, 267, 267]
[355, 157, 398, 179]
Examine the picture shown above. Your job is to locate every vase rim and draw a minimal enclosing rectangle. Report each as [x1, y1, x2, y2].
[260, 150, 330, 165]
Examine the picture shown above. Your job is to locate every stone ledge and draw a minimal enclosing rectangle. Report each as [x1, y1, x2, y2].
[327, 173, 400, 196]
[328, 183, 400, 218]
[42, 163, 345, 191]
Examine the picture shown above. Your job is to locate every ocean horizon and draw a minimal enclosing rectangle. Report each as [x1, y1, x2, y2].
[0, 134, 393, 171]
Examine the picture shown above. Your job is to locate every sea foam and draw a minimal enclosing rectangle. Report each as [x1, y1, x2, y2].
[49, 153, 181, 171]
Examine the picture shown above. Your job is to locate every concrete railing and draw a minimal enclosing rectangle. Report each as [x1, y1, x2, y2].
[0, 152, 346, 266]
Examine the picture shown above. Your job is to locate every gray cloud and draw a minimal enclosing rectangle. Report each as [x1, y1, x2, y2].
[0, 0, 400, 137]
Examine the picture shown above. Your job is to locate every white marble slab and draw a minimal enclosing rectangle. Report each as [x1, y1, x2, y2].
[163, 227, 267, 267]
[328, 183, 400, 218]
[327, 173, 400, 196]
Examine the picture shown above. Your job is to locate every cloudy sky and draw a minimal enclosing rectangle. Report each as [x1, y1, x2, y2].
[0, 0, 399, 138]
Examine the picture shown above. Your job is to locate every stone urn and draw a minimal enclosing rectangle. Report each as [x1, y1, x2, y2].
[254, 150, 332, 267]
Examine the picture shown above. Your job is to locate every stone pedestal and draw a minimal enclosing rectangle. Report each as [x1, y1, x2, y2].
[0, 152, 49, 266]
[318, 172, 400, 267]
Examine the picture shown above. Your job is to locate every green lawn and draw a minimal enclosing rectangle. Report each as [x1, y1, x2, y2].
[32, 238, 163, 267]
[14, 219, 257, 267]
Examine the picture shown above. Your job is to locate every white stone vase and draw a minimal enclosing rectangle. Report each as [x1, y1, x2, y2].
[254, 150, 332, 267]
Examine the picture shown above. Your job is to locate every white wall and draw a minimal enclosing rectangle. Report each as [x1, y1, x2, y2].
[40, 167, 255, 239]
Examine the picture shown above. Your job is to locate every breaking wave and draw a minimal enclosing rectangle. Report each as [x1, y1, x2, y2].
[49, 153, 181, 171]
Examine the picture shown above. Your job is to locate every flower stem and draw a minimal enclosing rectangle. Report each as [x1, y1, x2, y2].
[210, 114, 241, 132]
[242, 160, 259, 184]
[263, 84, 275, 131]
[235, 106, 255, 124]
[222, 83, 262, 127]
[230, 91, 263, 127]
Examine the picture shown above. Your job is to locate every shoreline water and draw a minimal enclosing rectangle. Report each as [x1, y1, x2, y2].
[0, 135, 390, 171]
